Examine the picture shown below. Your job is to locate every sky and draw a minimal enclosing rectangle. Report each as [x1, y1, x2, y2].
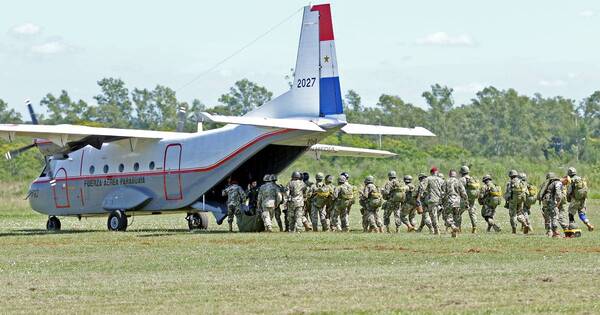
[1, 0, 600, 116]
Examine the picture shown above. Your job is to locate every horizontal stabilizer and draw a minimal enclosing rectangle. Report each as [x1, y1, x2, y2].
[308, 144, 396, 158]
[199, 112, 325, 132]
[341, 123, 435, 137]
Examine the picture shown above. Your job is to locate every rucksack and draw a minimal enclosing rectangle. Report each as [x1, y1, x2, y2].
[573, 177, 588, 201]
[465, 176, 481, 199]
[389, 180, 407, 203]
[487, 184, 502, 208]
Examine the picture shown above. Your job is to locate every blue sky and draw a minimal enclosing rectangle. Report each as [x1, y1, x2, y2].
[1, 0, 599, 116]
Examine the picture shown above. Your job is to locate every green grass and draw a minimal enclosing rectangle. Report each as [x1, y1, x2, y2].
[1, 194, 600, 314]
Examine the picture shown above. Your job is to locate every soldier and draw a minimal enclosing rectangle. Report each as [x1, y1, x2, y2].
[419, 167, 445, 235]
[256, 174, 281, 232]
[504, 170, 531, 234]
[361, 175, 384, 232]
[286, 171, 308, 233]
[308, 172, 332, 231]
[381, 171, 406, 233]
[478, 174, 502, 232]
[520, 173, 537, 232]
[459, 166, 480, 233]
[302, 172, 314, 231]
[566, 167, 594, 231]
[342, 172, 361, 231]
[246, 180, 260, 215]
[324, 175, 336, 230]
[538, 172, 554, 235]
[415, 173, 431, 233]
[271, 174, 287, 232]
[332, 175, 354, 232]
[222, 178, 246, 232]
[544, 173, 563, 237]
[400, 175, 417, 232]
[442, 170, 467, 237]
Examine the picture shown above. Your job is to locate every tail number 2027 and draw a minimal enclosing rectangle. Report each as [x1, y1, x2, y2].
[297, 77, 316, 88]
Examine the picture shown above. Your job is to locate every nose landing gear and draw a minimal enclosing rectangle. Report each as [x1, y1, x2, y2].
[108, 210, 128, 231]
[186, 212, 209, 231]
[46, 216, 61, 231]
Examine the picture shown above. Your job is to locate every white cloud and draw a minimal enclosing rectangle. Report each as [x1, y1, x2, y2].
[416, 32, 474, 46]
[579, 10, 595, 17]
[453, 82, 487, 93]
[539, 79, 567, 87]
[30, 41, 67, 55]
[11, 23, 41, 36]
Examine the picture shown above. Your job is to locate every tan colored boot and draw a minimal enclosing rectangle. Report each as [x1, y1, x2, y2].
[471, 227, 477, 234]
[523, 225, 530, 235]
[451, 227, 459, 238]
[385, 225, 391, 233]
[586, 222, 595, 231]
[304, 221, 312, 232]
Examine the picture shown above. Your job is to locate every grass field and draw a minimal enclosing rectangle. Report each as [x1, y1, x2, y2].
[1, 194, 600, 314]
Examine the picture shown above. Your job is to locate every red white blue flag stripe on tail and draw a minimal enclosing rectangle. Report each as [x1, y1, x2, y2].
[311, 4, 343, 116]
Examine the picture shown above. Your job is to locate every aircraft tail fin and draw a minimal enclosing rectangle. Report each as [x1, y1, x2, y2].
[247, 4, 343, 119]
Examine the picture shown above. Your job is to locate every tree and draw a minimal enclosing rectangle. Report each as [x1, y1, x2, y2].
[40, 90, 89, 124]
[422, 84, 454, 143]
[217, 79, 273, 115]
[93, 78, 133, 128]
[0, 99, 22, 123]
[132, 85, 179, 130]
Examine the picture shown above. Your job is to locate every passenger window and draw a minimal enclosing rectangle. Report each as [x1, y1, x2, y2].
[89, 165, 95, 174]
[103, 165, 109, 174]
[149, 161, 155, 170]
[133, 162, 140, 171]
[118, 164, 124, 173]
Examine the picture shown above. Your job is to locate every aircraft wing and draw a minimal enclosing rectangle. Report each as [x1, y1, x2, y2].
[341, 123, 435, 137]
[308, 144, 396, 158]
[199, 112, 325, 132]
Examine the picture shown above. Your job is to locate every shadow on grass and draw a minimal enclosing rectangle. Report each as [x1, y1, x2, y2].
[0, 229, 101, 237]
[0, 228, 242, 238]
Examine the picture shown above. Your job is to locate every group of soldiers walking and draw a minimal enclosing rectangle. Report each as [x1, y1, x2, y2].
[222, 166, 593, 238]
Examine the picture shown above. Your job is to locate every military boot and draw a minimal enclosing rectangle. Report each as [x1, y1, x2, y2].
[585, 222, 595, 231]
[378, 226, 384, 233]
[385, 225, 391, 233]
[511, 226, 517, 234]
[407, 225, 415, 232]
[451, 227, 459, 238]
[433, 227, 440, 235]
[471, 227, 477, 234]
[304, 221, 312, 232]
[523, 225, 530, 235]
[228, 222, 233, 232]
[493, 224, 501, 232]
[552, 230, 562, 238]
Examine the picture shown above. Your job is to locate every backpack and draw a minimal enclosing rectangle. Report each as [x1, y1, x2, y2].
[525, 184, 538, 207]
[465, 176, 481, 200]
[389, 180, 407, 203]
[510, 179, 526, 196]
[573, 177, 588, 201]
[486, 184, 502, 208]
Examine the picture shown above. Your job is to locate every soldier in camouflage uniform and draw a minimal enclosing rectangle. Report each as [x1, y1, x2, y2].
[442, 170, 468, 237]
[566, 167, 594, 231]
[381, 171, 406, 233]
[332, 175, 354, 232]
[504, 170, 531, 234]
[361, 175, 384, 232]
[308, 172, 333, 231]
[519, 173, 537, 233]
[222, 179, 246, 232]
[302, 172, 314, 231]
[271, 174, 286, 232]
[419, 167, 445, 235]
[478, 174, 502, 232]
[246, 180, 260, 215]
[415, 173, 431, 233]
[538, 173, 555, 235]
[544, 173, 563, 237]
[459, 166, 480, 233]
[324, 175, 336, 230]
[256, 174, 282, 232]
[286, 171, 308, 233]
[400, 175, 417, 232]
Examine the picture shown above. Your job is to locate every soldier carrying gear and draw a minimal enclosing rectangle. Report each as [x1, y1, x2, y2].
[301, 172, 314, 231]
[442, 169, 468, 237]
[418, 167, 445, 235]
[459, 165, 480, 233]
[324, 175, 336, 230]
[520, 172, 537, 233]
[270, 174, 286, 232]
[478, 175, 502, 232]
[415, 173, 429, 232]
[381, 171, 407, 233]
[286, 171, 308, 232]
[505, 170, 531, 234]
[361, 175, 384, 232]
[222, 179, 246, 232]
[400, 175, 417, 231]
[545, 173, 564, 237]
[256, 175, 282, 232]
[308, 172, 333, 231]
[566, 167, 594, 232]
[332, 174, 355, 231]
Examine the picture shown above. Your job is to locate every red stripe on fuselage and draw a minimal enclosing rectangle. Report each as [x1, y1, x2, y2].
[32, 129, 294, 184]
[311, 4, 334, 41]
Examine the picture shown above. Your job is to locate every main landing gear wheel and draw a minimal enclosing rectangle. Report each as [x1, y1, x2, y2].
[46, 216, 61, 231]
[107, 210, 128, 231]
[187, 213, 209, 231]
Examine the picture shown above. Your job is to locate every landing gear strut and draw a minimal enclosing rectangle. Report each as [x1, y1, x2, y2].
[186, 212, 209, 231]
[107, 210, 128, 231]
[46, 216, 61, 231]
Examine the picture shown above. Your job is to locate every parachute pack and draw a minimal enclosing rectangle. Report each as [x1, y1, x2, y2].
[465, 176, 481, 200]
[573, 177, 588, 201]
[389, 180, 407, 203]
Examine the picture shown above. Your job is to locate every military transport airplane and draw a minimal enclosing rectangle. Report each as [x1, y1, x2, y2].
[0, 4, 434, 232]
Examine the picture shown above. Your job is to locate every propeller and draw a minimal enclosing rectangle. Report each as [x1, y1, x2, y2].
[4, 99, 41, 160]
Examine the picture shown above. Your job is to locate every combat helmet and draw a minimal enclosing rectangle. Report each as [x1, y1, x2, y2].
[508, 170, 518, 178]
[460, 165, 470, 175]
[547, 172, 558, 181]
[482, 174, 492, 182]
[315, 172, 325, 181]
[520, 173, 527, 181]
[364, 175, 374, 184]
[263, 174, 271, 182]
[340, 172, 350, 180]
[567, 167, 577, 177]
[270, 174, 278, 182]
[418, 173, 427, 181]
[449, 170, 458, 178]
[292, 171, 302, 180]
[338, 175, 347, 184]
[325, 174, 333, 184]
[403, 175, 413, 183]
[388, 171, 397, 179]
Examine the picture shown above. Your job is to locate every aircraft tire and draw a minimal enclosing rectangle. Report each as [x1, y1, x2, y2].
[46, 216, 61, 231]
[187, 213, 209, 230]
[107, 210, 128, 231]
